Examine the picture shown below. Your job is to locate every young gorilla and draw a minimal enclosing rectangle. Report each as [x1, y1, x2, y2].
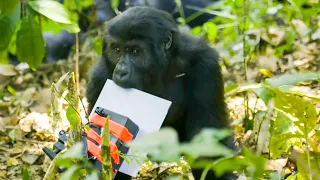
[86, 7, 235, 180]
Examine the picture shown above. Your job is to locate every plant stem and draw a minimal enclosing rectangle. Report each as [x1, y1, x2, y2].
[74, 33, 80, 96]
[242, 0, 250, 128]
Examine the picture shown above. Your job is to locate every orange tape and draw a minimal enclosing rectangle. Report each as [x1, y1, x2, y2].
[89, 113, 134, 144]
[86, 140, 120, 165]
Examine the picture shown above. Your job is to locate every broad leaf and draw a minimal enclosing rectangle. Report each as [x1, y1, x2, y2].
[28, 0, 72, 24]
[269, 114, 302, 159]
[85, 171, 100, 180]
[296, 151, 320, 180]
[203, 22, 218, 42]
[131, 127, 180, 162]
[60, 142, 84, 160]
[56, 142, 85, 168]
[59, 165, 82, 180]
[16, 15, 45, 70]
[269, 133, 302, 159]
[0, 0, 19, 18]
[266, 72, 320, 87]
[253, 87, 274, 105]
[66, 106, 81, 130]
[180, 128, 235, 159]
[273, 89, 317, 136]
[0, 3, 20, 51]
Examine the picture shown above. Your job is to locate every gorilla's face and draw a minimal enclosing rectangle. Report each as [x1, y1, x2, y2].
[106, 36, 164, 91]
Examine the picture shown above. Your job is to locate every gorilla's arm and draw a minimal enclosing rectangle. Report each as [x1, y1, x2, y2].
[86, 56, 112, 113]
[184, 50, 228, 141]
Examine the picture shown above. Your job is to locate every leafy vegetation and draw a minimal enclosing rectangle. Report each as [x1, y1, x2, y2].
[0, 0, 319, 180]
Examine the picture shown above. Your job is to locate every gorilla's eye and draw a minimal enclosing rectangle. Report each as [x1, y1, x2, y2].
[131, 49, 139, 55]
[114, 47, 120, 53]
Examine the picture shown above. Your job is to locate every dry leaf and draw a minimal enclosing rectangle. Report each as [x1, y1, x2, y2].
[6, 158, 19, 167]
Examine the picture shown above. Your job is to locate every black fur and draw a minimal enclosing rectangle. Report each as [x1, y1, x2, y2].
[86, 7, 235, 180]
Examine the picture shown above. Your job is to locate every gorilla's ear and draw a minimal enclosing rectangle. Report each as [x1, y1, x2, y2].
[164, 32, 172, 50]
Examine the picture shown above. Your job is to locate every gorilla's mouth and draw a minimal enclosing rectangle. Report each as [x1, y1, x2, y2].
[112, 73, 141, 90]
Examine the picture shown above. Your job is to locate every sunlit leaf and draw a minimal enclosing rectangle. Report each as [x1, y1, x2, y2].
[191, 26, 203, 35]
[224, 83, 239, 95]
[0, 3, 20, 51]
[131, 127, 180, 162]
[16, 15, 45, 70]
[259, 69, 273, 78]
[66, 106, 81, 130]
[266, 72, 320, 87]
[180, 128, 235, 159]
[85, 171, 100, 180]
[269, 112, 303, 158]
[60, 21, 80, 33]
[7, 85, 16, 95]
[28, 0, 72, 24]
[60, 165, 82, 180]
[56, 71, 70, 88]
[0, 0, 19, 18]
[252, 87, 274, 105]
[60, 142, 84, 160]
[203, 22, 218, 42]
[273, 89, 317, 135]
[295, 151, 320, 179]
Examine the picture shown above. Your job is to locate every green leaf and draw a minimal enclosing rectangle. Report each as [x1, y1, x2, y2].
[93, 36, 103, 56]
[270, 133, 302, 158]
[224, 83, 239, 95]
[16, 15, 45, 70]
[273, 89, 318, 136]
[22, 168, 30, 180]
[63, 0, 81, 12]
[60, 165, 82, 180]
[7, 85, 16, 95]
[110, 0, 120, 9]
[56, 71, 70, 88]
[60, 142, 84, 160]
[191, 26, 203, 35]
[180, 128, 235, 159]
[252, 87, 274, 105]
[66, 106, 81, 130]
[242, 149, 265, 179]
[296, 151, 320, 180]
[203, 22, 218, 42]
[8, 129, 16, 143]
[266, 72, 320, 87]
[60, 22, 80, 34]
[28, 0, 72, 24]
[0, 0, 19, 18]
[0, 3, 20, 51]
[131, 127, 180, 162]
[85, 171, 100, 180]
[56, 142, 85, 168]
[269, 111, 303, 159]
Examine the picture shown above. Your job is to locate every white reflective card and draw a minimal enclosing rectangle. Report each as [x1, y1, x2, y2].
[89, 79, 172, 177]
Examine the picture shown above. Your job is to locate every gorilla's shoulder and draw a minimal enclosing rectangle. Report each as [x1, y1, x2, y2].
[178, 32, 220, 65]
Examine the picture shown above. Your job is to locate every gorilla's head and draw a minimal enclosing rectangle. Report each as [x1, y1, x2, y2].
[102, 7, 180, 93]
